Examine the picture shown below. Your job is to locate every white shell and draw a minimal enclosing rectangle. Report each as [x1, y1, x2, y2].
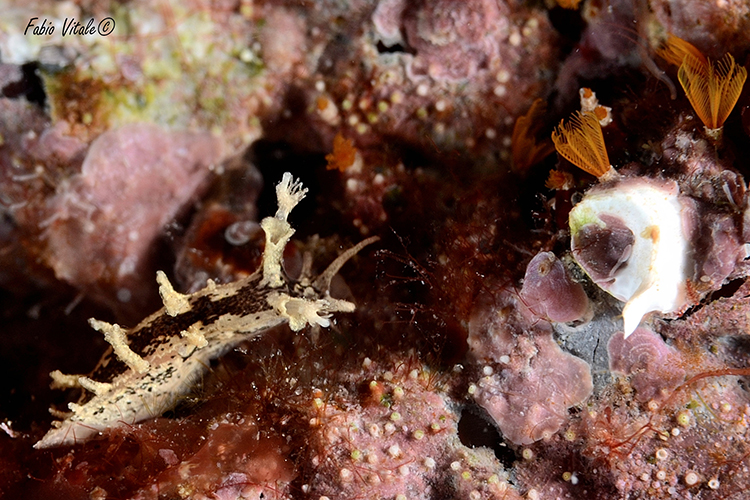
[569, 178, 690, 337]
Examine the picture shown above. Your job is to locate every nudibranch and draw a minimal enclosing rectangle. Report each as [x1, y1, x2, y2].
[35, 173, 378, 448]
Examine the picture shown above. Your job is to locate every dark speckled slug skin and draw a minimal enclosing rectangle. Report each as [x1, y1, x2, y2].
[35, 173, 378, 448]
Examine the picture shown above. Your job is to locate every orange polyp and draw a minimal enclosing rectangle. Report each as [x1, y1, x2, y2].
[594, 106, 609, 122]
[678, 52, 747, 133]
[551, 111, 612, 178]
[326, 133, 359, 172]
[657, 34, 707, 68]
[316, 96, 330, 111]
[545, 169, 574, 191]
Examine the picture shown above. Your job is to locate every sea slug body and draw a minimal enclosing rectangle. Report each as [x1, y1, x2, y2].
[35, 173, 377, 448]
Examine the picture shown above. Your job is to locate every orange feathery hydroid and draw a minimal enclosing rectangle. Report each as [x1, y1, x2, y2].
[678, 52, 747, 134]
[551, 111, 612, 178]
[657, 34, 707, 68]
[511, 98, 555, 173]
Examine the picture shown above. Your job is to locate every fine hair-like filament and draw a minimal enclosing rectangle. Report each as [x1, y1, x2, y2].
[678, 52, 747, 130]
[551, 111, 611, 178]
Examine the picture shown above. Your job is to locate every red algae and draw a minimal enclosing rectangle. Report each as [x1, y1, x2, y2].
[608, 328, 686, 402]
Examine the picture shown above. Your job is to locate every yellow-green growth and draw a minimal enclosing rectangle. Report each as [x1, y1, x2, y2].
[568, 203, 604, 236]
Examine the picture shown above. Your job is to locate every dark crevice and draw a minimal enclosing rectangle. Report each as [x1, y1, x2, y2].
[547, 6, 586, 44]
[376, 40, 415, 55]
[2, 62, 47, 108]
[457, 405, 516, 468]
[722, 335, 750, 357]
[247, 139, 323, 229]
[708, 277, 746, 300]
[673, 277, 747, 321]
